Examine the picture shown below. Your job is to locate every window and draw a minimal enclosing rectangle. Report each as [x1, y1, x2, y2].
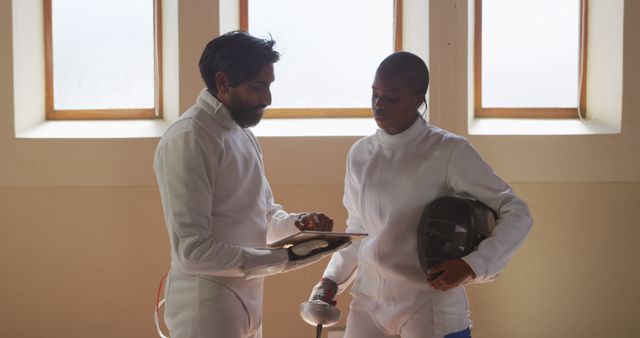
[44, 0, 162, 120]
[240, 0, 402, 118]
[474, 0, 587, 118]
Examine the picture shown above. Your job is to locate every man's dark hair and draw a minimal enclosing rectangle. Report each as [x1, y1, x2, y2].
[377, 51, 430, 98]
[199, 31, 280, 94]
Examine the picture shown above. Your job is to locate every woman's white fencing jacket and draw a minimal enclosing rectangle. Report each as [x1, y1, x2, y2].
[322, 118, 533, 335]
[153, 89, 309, 337]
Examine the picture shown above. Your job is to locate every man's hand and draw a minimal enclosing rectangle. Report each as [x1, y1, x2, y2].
[289, 240, 329, 257]
[427, 258, 476, 291]
[295, 212, 333, 231]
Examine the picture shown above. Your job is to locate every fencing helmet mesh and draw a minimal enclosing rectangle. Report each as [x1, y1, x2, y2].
[417, 195, 497, 275]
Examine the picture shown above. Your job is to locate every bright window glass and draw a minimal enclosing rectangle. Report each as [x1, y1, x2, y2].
[248, 0, 394, 108]
[51, 0, 155, 110]
[482, 0, 581, 108]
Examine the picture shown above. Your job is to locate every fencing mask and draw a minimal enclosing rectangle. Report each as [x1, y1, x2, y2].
[417, 195, 497, 276]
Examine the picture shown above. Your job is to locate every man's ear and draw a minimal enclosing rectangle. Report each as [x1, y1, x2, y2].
[215, 71, 230, 94]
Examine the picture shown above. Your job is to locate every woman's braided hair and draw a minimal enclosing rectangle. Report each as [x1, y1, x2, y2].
[377, 51, 430, 116]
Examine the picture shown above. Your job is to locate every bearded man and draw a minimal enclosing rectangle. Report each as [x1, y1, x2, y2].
[153, 31, 346, 338]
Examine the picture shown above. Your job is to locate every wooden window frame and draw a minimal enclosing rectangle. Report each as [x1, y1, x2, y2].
[239, 0, 403, 119]
[44, 0, 163, 120]
[474, 0, 588, 119]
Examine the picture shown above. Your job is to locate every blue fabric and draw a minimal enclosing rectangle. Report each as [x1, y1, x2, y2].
[444, 327, 472, 338]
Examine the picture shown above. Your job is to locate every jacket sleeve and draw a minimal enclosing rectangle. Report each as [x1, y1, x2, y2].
[322, 151, 363, 293]
[447, 139, 533, 281]
[240, 129, 300, 244]
[264, 180, 300, 244]
[154, 128, 289, 278]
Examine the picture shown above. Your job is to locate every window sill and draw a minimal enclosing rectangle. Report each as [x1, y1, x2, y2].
[15, 120, 172, 139]
[468, 118, 621, 136]
[15, 118, 379, 139]
[252, 118, 378, 137]
[19, 118, 621, 139]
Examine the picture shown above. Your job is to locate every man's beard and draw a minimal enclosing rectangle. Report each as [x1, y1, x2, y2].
[221, 89, 268, 128]
[228, 101, 266, 128]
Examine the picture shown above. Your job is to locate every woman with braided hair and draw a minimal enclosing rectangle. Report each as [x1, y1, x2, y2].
[306, 52, 532, 337]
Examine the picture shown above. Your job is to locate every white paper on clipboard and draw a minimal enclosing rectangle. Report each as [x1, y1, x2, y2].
[268, 231, 368, 248]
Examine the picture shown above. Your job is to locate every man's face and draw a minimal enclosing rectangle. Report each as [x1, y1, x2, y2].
[371, 70, 422, 135]
[224, 63, 275, 128]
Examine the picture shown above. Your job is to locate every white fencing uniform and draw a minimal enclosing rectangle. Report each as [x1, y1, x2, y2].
[154, 89, 309, 338]
[322, 117, 533, 337]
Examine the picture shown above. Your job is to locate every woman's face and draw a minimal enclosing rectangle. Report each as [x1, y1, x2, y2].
[371, 70, 423, 135]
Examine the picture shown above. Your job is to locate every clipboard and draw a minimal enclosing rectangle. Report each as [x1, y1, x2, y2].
[268, 231, 368, 248]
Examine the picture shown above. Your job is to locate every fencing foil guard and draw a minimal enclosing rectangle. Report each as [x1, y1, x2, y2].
[300, 300, 341, 327]
[417, 195, 497, 275]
